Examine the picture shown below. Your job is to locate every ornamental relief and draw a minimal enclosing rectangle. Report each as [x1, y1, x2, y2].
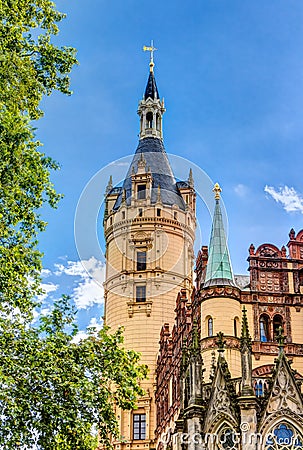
[201, 337, 240, 351]
[267, 366, 303, 415]
[200, 286, 240, 300]
[259, 271, 280, 292]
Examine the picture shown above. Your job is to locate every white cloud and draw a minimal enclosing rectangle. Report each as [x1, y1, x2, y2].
[41, 268, 52, 278]
[234, 183, 249, 197]
[72, 316, 104, 343]
[55, 257, 105, 310]
[38, 282, 59, 301]
[264, 185, 303, 214]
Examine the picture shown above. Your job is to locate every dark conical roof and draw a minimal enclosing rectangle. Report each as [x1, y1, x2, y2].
[113, 138, 186, 211]
[144, 71, 159, 100]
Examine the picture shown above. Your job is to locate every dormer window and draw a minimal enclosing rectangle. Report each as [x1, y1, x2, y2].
[137, 184, 146, 200]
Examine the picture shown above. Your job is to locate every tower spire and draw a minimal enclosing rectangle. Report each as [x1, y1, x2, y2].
[138, 42, 165, 140]
[204, 183, 235, 287]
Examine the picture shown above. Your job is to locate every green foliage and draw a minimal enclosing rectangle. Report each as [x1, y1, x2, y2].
[0, 0, 77, 313]
[0, 297, 148, 449]
[0, 3, 147, 448]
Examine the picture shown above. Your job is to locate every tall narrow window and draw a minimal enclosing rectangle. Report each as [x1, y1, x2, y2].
[157, 208, 161, 217]
[255, 380, 264, 397]
[137, 184, 146, 200]
[136, 285, 146, 302]
[138, 208, 143, 217]
[122, 211, 125, 220]
[273, 314, 283, 341]
[234, 318, 238, 337]
[146, 112, 153, 128]
[208, 317, 213, 337]
[133, 413, 146, 440]
[137, 251, 146, 271]
[260, 314, 270, 342]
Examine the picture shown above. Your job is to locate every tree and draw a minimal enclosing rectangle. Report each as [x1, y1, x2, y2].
[0, 0, 77, 315]
[0, 3, 147, 447]
[0, 296, 148, 449]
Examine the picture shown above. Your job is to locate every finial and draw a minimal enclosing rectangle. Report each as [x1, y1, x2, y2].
[181, 337, 188, 369]
[105, 175, 113, 195]
[249, 244, 255, 256]
[240, 306, 252, 351]
[213, 182, 222, 200]
[138, 152, 146, 170]
[210, 350, 216, 381]
[192, 318, 199, 351]
[216, 331, 226, 353]
[276, 326, 286, 355]
[143, 40, 157, 72]
[122, 188, 126, 203]
[188, 168, 194, 188]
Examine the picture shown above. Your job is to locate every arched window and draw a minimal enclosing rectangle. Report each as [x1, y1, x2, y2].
[208, 317, 213, 337]
[265, 423, 303, 449]
[146, 112, 153, 128]
[217, 427, 239, 450]
[254, 380, 264, 397]
[260, 314, 270, 342]
[234, 317, 239, 337]
[273, 314, 283, 341]
[156, 113, 161, 130]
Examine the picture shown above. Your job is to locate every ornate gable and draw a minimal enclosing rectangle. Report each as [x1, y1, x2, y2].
[259, 353, 303, 432]
[203, 355, 238, 433]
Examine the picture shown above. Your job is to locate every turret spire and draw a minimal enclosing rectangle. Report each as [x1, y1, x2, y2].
[138, 42, 165, 139]
[204, 183, 235, 287]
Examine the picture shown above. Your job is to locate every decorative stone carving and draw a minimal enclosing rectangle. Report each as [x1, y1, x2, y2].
[201, 285, 240, 300]
[266, 363, 303, 415]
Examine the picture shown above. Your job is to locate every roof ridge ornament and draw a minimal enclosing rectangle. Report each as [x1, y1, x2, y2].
[143, 40, 157, 72]
[213, 182, 222, 200]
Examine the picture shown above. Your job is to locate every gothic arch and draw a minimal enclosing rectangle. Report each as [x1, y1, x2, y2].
[205, 413, 238, 436]
[260, 417, 303, 450]
[205, 420, 239, 450]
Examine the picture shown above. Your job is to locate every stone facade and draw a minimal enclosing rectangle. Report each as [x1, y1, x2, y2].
[103, 60, 303, 450]
[103, 63, 196, 450]
[155, 229, 303, 450]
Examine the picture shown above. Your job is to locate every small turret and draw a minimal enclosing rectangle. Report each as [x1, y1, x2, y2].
[138, 41, 165, 140]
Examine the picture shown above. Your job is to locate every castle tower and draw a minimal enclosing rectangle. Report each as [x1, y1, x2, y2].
[200, 183, 242, 380]
[103, 51, 196, 449]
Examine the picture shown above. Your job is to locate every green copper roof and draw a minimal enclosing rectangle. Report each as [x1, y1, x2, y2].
[204, 194, 234, 287]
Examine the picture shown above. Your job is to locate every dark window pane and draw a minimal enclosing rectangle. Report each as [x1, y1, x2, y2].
[137, 184, 146, 200]
[137, 251, 146, 271]
[136, 285, 146, 302]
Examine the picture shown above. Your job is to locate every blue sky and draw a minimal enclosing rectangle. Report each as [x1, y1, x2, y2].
[36, 1, 303, 333]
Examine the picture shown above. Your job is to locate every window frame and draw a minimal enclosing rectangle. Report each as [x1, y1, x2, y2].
[136, 285, 146, 303]
[137, 251, 147, 271]
[133, 413, 146, 440]
[137, 184, 146, 200]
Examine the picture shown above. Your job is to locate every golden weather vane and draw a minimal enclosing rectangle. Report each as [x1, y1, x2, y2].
[143, 40, 157, 71]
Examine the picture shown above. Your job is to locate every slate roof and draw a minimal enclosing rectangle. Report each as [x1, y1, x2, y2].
[144, 71, 159, 100]
[113, 137, 186, 211]
[204, 198, 235, 287]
